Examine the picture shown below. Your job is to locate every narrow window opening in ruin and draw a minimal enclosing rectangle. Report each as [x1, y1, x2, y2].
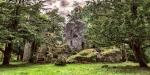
[73, 34, 78, 38]
[70, 40, 73, 46]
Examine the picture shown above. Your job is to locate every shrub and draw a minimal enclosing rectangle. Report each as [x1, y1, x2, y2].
[54, 55, 67, 66]
[145, 48, 150, 62]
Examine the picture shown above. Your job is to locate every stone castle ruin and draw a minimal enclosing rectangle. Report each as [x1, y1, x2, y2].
[64, 19, 85, 51]
[23, 18, 85, 63]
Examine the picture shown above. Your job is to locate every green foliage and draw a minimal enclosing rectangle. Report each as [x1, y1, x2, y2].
[0, 43, 4, 49]
[0, 0, 42, 43]
[0, 0, 65, 52]
[77, 0, 150, 47]
[145, 47, 150, 62]
[12, 38, 24, 54]
[43, 9, 64, 48]
[0, 0, 65, 64]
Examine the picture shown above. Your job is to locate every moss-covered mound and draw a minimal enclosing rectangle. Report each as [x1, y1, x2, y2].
[67, 48, 122, 63]
[67, 49, 98, 63]
[98, 49, 122, 62]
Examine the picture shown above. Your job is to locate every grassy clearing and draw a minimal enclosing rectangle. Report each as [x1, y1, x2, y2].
[0, 62, 150, 75]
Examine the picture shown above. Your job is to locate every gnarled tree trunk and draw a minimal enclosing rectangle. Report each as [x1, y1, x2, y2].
[129, 40, 148, 68]
[2, 42, 13, 65]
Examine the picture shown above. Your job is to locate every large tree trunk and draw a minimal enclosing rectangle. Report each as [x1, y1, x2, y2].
[17, 53, 20, 61]
[29, 41, 38, 63]
[129, 40, 148, 68]
[20, 51, 23, 61]
[2, 42, 13, 65]
[23, 41, 32, 62]
[17, 49, 24, 61]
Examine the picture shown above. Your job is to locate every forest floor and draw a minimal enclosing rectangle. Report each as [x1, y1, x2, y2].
[0, 62, 150, 75]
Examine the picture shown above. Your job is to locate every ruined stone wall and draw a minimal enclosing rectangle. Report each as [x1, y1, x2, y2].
[64, 19, 85, 50]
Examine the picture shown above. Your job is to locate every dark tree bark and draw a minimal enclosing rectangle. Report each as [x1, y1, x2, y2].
[20, 51, 24, 61]
[17, 49, 24, 61]
[131, 0, 137, 19]
[2, 42, 13, 65]
[129, 39, 148, 68]
[29, 41, 38, 63]
[17, 53, 20, 61]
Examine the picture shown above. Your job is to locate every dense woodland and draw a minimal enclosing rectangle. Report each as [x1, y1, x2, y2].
[0, 0, 150, 75]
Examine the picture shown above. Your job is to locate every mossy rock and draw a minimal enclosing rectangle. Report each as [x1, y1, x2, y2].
[98, 50, 122, 62]
[67, 49, 98, 63]
[67, 48, 123, 63]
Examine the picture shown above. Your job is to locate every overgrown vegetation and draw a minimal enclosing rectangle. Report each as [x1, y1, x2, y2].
[0, 0, 150, 74]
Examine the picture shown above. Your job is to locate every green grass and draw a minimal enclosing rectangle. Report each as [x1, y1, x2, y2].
[0, 62, 150, 75]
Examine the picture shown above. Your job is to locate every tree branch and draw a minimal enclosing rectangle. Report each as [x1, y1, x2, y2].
[0, 48, 4, 53]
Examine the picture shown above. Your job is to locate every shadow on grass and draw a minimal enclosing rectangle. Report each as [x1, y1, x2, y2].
[0, 62, 50, 69]
[101, 65, 150, 73]
[0, 63, 33, 68]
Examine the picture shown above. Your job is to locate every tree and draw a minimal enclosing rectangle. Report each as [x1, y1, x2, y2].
[0, 0, 21, 65]
[0, 0, 49, 65]
[79, 0, 150, 67]
[0, 0, 64, 64]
